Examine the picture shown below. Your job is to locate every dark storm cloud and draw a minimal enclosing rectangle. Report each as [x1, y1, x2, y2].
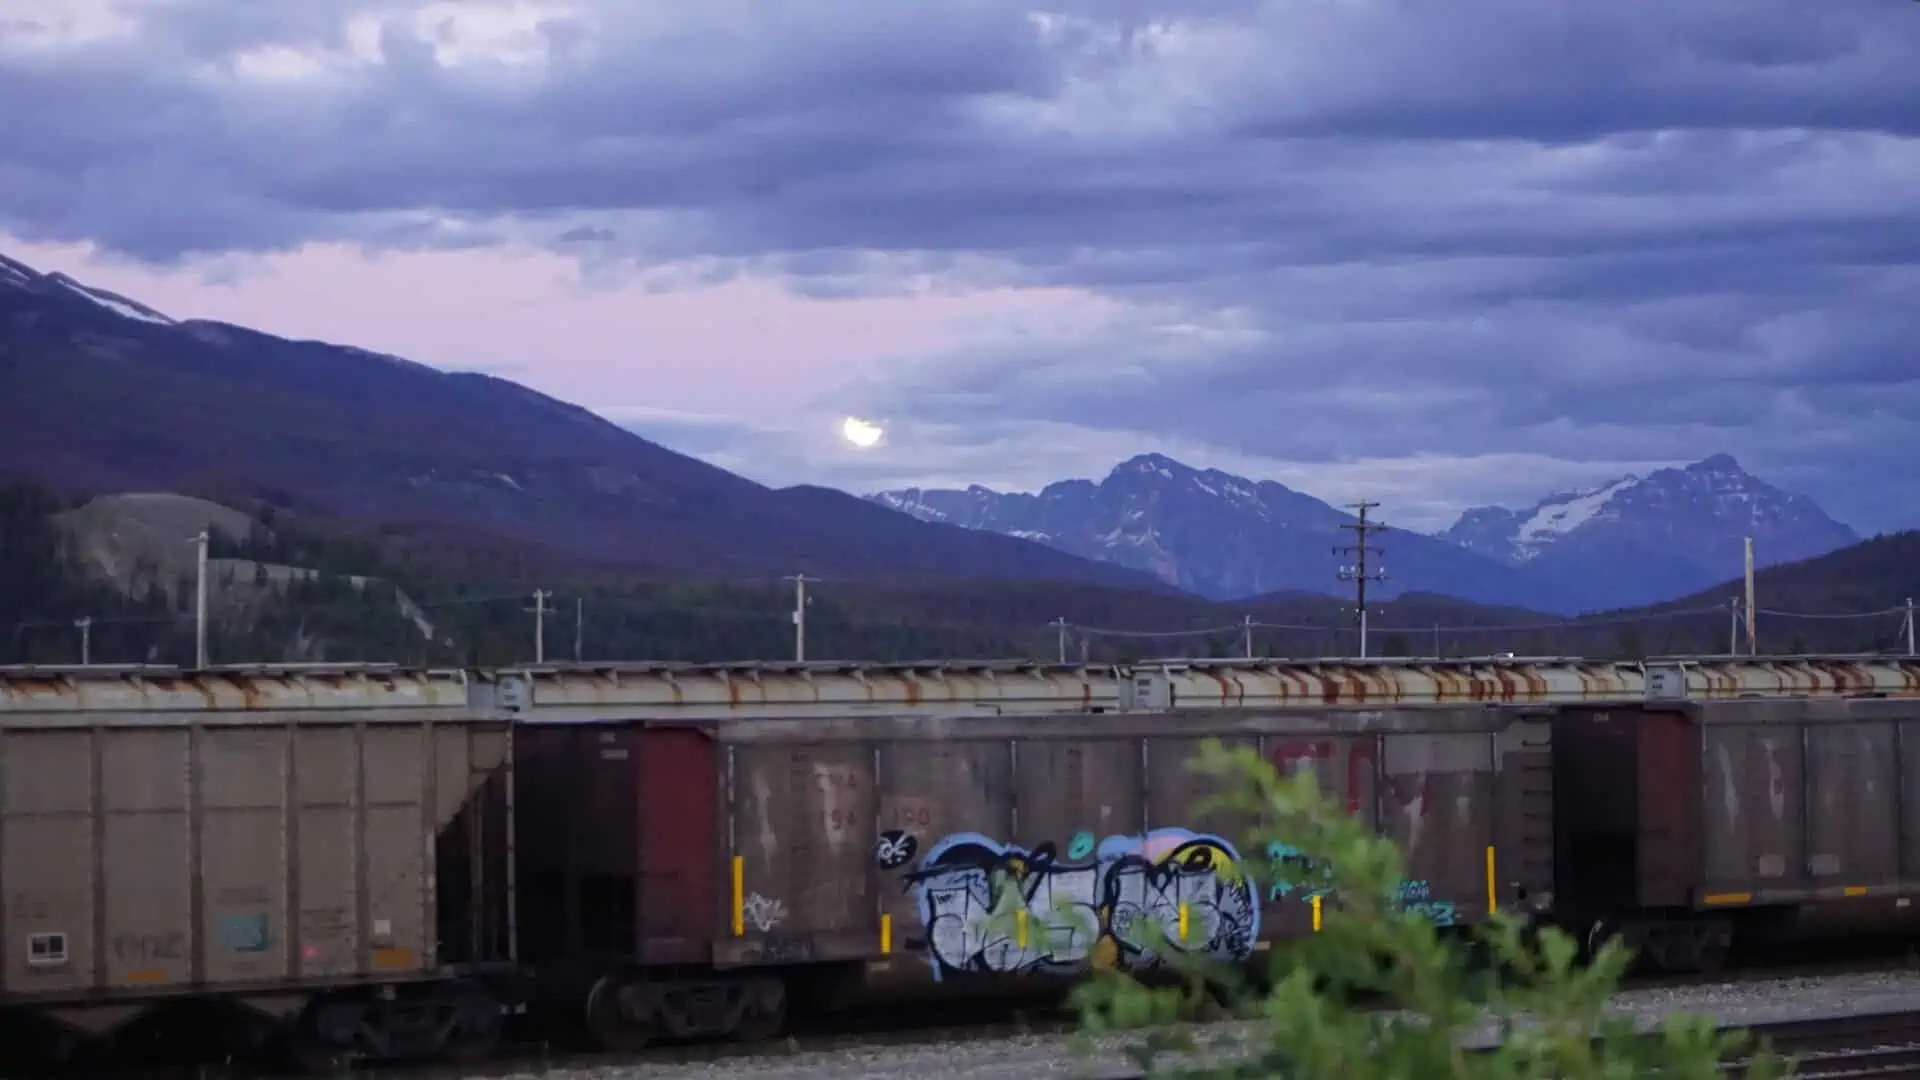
[3, 0, 1918, 530]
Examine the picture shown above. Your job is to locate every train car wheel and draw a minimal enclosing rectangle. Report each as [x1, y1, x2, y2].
[284, 1014, 355, 1076]
[585, 974, 655, 1053]
[731, 977, 787, 1042]
[1688, 919, 1733, 975]
[440, 986, 506, 1064]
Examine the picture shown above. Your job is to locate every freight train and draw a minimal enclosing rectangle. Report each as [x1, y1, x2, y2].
[2, 656, 1918, 1067]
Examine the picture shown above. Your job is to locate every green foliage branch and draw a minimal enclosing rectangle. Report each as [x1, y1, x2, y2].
[1062, 740, 1788, 1080]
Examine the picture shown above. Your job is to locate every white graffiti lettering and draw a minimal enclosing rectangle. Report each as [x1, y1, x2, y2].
[900, 829, 1259, 981]
[742, 892, 787, 933]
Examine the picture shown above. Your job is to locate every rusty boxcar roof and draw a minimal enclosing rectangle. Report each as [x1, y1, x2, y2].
[0, 663, 478, 723]
[481, 660, 1108, 718]
[483, 654, 1920, 719]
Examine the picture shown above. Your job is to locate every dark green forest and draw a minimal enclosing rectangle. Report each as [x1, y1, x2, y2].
[2, 483, 1914, 668]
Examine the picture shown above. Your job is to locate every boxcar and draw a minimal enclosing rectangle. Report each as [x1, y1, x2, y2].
[0, 665, 516, 1068]
[1551, 696, 1920, 973]
[513, 701, 1555, 1049]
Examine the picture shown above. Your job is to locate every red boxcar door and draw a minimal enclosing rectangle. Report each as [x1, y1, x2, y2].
[634, 726, 720, 963]
[1636, 709, 1701, 909]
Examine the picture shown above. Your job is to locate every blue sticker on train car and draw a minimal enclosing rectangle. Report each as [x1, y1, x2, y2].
[219, 912, 271, 953]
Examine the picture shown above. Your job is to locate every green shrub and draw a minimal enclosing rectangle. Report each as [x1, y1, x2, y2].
[1070, 739, 1787, 1080]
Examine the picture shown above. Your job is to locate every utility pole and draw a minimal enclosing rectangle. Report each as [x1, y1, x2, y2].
[1334, 501, 1388, 659]
[573, 597, 584, 663]
[784, 575, 813, 662]
[527, 589, 550, 664]
[1432, 624, 1441, 659]
[75, 617, 92, 666]
[1906, 598, 1915, 658]
[1728, 596, 1742, 656]
[192, 530, 209, 668]
[1743, 535, 1758, 656]
[1242, 614, 1254, 659]
[1051, 617, 1069, 664]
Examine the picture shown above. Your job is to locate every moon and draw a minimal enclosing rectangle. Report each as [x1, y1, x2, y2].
[840, 416, 884, 449]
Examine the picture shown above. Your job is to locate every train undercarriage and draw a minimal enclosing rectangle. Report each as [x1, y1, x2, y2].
[582, 969, 789, 1050]
[0, 977, 512, 1072]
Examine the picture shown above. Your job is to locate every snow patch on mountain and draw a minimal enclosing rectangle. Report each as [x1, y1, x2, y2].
[45, 273, 175, 326]
[0, 254, 35, 287]
[1512, 475, 1639, 559]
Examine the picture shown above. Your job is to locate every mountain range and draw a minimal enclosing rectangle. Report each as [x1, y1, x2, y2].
[0, 250, 1163, 592]
[867, 453, 1861, 612]
[0, 249, 1874, 615]
[1437, 455, 1860, 608]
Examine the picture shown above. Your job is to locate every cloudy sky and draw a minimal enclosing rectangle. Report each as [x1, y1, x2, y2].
[4, 0, 1917, 533]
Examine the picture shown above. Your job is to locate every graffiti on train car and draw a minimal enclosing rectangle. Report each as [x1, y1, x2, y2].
[1265, 841, 1334, 902]
[1264, 843, 1454, 926]
[1393, 879, 1456, 926]
[886, 828, 1260, 980]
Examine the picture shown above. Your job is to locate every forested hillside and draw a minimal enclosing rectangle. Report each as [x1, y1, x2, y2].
[1, 484, 192, 664]
[2, 483, 1913, 668]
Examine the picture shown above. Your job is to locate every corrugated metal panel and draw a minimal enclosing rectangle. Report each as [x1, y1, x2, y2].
[486, 656, 1920, 719]
[712, 707, 1525, 975]
[0, 719, 506, 1000]
[0, 665, 474, 723]
[1694, 697, 1920, 906]
[1491, 719, 1555, 912]
[1701, 721, 1809, 897]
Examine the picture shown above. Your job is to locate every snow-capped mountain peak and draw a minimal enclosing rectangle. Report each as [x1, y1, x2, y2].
[865, 455, 1599, 610]
[866, 452, 1861, 612]
[1438, 455, 1859, 607]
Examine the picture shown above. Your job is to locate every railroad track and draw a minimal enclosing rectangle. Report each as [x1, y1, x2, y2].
[1740, 1011, 1920, 1080]
[14, 955, 1920, 1079]
[465, 1002, 1086, 1079]
[1085, 1008, 1920, 1080]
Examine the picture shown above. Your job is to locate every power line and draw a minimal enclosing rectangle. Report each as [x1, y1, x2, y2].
[1062, 601, 1910, 648]
[192, 529, 210, 668]
[783, 574, 814, 662]
[1333, 500, 1388, 659]
[525, 589, 551, 664]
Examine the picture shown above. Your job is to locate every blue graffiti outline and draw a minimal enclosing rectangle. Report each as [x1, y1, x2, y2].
[1264, 841, 1333, 903]
[1261, 844, 1457, 928]
[903, 829, 1261, 980]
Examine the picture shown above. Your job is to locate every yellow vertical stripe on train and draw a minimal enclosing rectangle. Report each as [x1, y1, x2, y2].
[1015, 908, 1029, 947]
[1486, 845, 1497, 913]
[1311, 894, 1322, 932]
[1178, 902, 1190, 942]
[1844, 886, 1869, 897]
[731, 856, 745, 937]
[881, 913, 893, 953]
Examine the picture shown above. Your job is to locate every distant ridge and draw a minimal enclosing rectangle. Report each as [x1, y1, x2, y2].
[0, 250, 1170, 594]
